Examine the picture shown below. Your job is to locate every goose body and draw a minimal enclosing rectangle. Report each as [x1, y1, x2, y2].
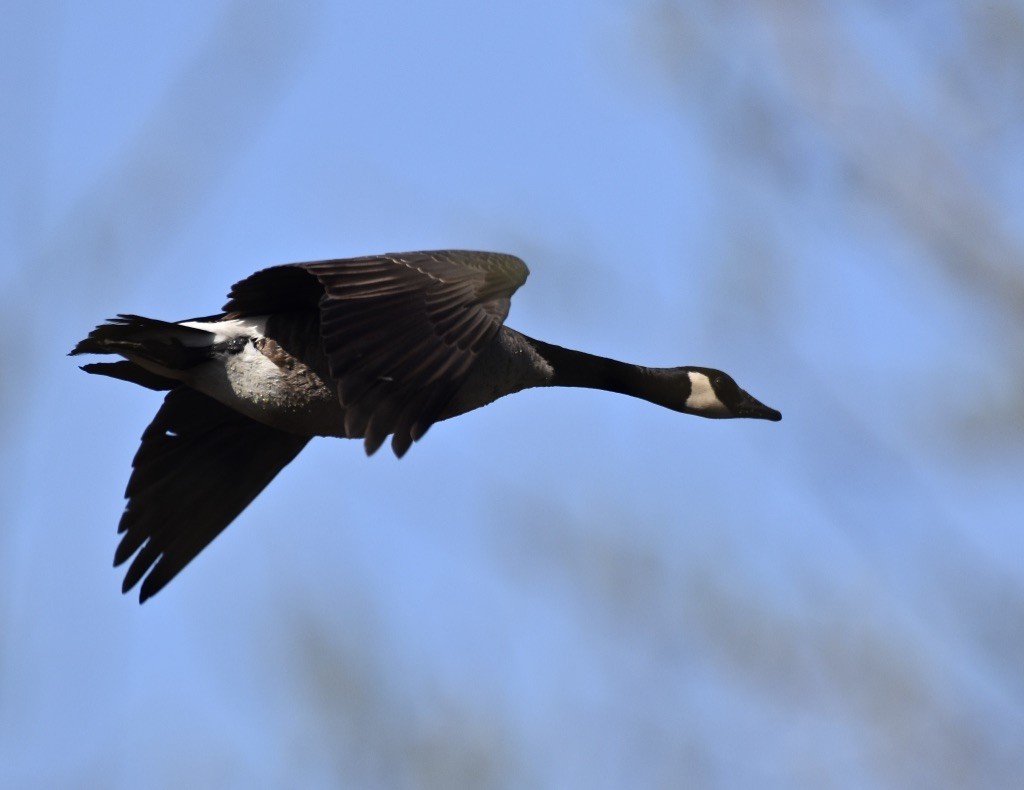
[72, 250, 780, 601]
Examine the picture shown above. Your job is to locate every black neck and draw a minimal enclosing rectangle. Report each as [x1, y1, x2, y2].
[523, 335, 681, 410]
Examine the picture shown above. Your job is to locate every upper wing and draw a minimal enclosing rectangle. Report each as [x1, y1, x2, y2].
[115, 387, 309, 602]
[223, 250, 529, 456]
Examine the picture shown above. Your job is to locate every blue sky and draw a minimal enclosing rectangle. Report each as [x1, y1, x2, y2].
[3, 2, 1024, 788]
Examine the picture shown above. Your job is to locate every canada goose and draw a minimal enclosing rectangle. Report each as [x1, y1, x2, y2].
[72, 250, 781, 601]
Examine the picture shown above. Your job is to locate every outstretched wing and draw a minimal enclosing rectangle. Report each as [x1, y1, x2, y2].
[115, 387, 309, 602]
[223, 250, 529, 456]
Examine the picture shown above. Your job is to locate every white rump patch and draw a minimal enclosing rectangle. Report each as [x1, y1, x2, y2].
[180, 316, 269, 345]
[685, 371, 728, 415]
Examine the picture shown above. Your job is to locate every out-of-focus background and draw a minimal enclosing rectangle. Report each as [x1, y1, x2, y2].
[3, 2, 1023, 788]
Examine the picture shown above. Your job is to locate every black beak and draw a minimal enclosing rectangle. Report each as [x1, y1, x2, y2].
[734, 389, 782, 421]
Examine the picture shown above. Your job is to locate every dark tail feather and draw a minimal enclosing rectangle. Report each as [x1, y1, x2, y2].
[80, 361, 175, 391]
[70, 314, 214, 371]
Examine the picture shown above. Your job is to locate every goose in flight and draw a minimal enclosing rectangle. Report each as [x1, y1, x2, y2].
[72, 250, 781, 601]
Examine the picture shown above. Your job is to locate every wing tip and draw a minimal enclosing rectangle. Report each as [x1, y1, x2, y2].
[390, 432, 413, 458]
[363, 433, 387, 456]
[116, 551, 165, 604]
[137, 579, 158, 604]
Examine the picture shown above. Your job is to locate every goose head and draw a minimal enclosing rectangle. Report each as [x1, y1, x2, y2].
[676, 367, 782, 421]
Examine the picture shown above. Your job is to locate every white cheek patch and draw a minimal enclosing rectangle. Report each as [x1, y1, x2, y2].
[685, 371, 728, 415]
